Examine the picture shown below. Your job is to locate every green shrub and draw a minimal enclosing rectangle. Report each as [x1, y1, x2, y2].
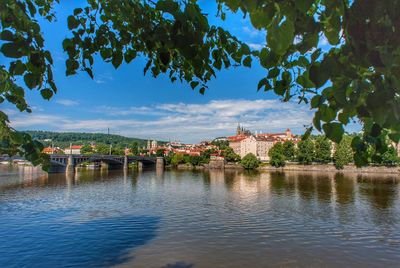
[333, 136, 353, 169]
[297, 139, 315, 164]
[240, 153, 259, 170]
[269, 142, 286, 167]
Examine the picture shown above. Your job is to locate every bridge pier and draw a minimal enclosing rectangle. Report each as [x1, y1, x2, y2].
[156, 157, 165, 170]
[138, 161, 144, 172]
[101, 161, 109, 170]
[66, 155, 75, 173]
[124, 155, 128, 171]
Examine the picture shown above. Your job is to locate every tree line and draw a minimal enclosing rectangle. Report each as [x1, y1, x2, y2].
[25, 130, 160, 149]
[269, 135, 400, 169]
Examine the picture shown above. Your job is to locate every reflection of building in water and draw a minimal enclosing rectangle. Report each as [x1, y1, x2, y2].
[208, 170, 272, 199]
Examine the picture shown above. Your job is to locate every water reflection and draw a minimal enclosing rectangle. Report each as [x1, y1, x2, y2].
[0, 213, 160, 268]
[0, 166, 399, 267]
[358, 177, 399, 210]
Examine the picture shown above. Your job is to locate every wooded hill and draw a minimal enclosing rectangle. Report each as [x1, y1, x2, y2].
[24, 131, 162, 148]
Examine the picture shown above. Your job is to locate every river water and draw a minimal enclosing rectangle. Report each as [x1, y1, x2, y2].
[0, 165, 399, 268]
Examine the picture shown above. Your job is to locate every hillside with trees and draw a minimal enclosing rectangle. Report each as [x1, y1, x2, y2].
[24, 130, 162, 149]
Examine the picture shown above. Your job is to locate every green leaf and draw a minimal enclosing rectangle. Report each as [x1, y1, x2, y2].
[257, 78, 268, 91]
[23, 73, 38, 89]
[267, 18, 295, 56]
[124, 49, 137, 63]
[40, 88, 53, 100]
[323, 122, 344, 143]
[85, 67, 93, 79]
[309, 64, 329, 88]
[320, 104, 336, 122]
[267, 68, 280, 78]
[67, 16, 79, 30]
[338, 111, 350, 125]
[324, 14, 341, 45]
[0, 30, 15, 41]
[190, 81, 199, 89]
[12, 86, 24, 97]
[313, 111, 322, 131]
[296, 73, 315, 88]
[302, 127, 313, 140]
[112, 51, 123, 69]
[62, 39, 73, 51]
[73, 8, 83, 16]
[259, 48, 280, 69]
[310, 95, 321, 109]
[10, 60, 26, 75]
[243, 56, 252, 67]
[156, 0, 179, 15]
[9, 131, 23, 144]
[199, 87, 206, 95]
[1, 43, 23, 58]
[295, 0, 313, 13]
[274, 80, 286, 96]
[249, 5, 275, 29]
[66, 59, 79, 75]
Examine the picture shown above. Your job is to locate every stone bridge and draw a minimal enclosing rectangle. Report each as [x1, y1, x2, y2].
[49, 154, 164, 173]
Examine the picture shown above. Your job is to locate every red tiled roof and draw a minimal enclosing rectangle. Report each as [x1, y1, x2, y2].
[228, 134, 248, 142]
[69, 145, 83, 149]
[43, 147, 53, 153]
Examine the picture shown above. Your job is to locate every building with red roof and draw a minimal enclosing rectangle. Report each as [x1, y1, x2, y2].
[228, 128, 299, 161]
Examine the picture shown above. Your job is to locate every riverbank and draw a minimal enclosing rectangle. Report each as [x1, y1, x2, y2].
[174, 162, 400, 175]
[258, 164, 400, 174]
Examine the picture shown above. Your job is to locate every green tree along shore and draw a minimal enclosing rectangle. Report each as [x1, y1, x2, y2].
[1, 1, 400, 168]
[269, 135, 400, 169]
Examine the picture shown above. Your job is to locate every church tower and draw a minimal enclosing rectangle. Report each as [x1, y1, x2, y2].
[236, 123, 241, 136]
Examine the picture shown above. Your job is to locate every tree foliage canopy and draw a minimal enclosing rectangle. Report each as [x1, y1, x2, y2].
[240, 153, 259, 169]
[1, 0, 400, 168]
[314, 136, 332, 163]
[333, 135, 353, 169]
[297, 139, 315, 165]
[268, 142, 286, 167]
[282, 140, 295, 161]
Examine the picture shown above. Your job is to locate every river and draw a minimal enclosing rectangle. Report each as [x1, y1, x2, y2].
[0, 165, 399, 267]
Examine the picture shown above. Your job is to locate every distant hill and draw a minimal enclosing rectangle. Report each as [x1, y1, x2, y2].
[25, 131, 162, 148]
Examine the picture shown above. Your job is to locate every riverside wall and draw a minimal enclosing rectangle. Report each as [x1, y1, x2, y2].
[175, 160, 400, 175]
[258, 164, 400, 174]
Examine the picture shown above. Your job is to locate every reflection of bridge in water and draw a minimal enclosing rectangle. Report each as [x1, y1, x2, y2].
[49, 155, 164, 173]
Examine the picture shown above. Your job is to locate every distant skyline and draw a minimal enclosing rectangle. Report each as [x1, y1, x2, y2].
[1, 1, 360, 143]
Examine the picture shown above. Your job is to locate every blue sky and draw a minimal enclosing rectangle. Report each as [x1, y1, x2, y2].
[2, 1, 355, 142]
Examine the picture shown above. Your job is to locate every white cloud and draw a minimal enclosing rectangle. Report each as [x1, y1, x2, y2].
[242, 26, 263, 38]
[9, 99, 313, 142]
[56, 99, 79, 106]
[94, 73, 113, 84]
[11, 114, 68, 128]
[319, 34, 330, 46]
[93, 105, 165, 116]
[248, 43, 264, 50]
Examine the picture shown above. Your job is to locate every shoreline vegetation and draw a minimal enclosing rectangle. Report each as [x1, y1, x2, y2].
[163, 135, 400, 175]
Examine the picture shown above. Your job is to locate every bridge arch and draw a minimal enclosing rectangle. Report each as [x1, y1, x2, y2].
[48, 154, 161, 173]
